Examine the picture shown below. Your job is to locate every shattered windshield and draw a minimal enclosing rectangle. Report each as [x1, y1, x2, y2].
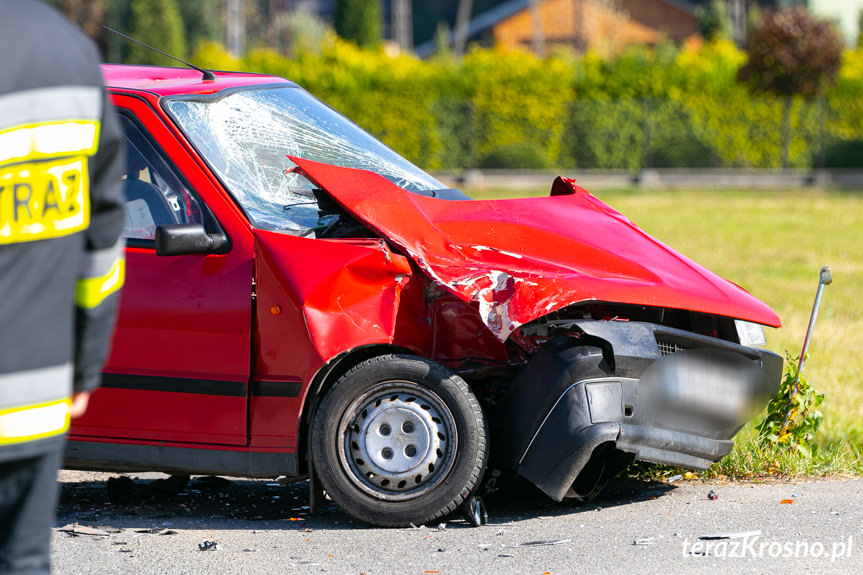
[164, 85, 445, 232]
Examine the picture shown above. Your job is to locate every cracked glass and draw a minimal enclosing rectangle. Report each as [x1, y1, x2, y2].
[165, 86, 444, 233]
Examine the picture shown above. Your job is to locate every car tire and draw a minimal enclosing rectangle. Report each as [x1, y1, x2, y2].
[310, 354, 488, 527]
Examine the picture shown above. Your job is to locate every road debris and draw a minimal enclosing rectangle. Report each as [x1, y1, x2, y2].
[707, 490, 718, 500]
[134, 528, 177, 535]
[698, 531, 762, 540]
[515, 539, 572, 547]
[633, 538, 655, 545]
[107, 474, 190, 505]
[58, 523, 111, 537]
[780, 499, 794, 504]
[463, 495, 488, 527]
[667, 475, 683, 483]
[198, 540, 220, 551]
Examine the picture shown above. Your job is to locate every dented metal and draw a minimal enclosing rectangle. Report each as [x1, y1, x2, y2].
[290, 157, 781, 343]
[255, 231, 413, 364]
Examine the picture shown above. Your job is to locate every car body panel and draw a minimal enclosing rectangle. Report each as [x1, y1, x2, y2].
[72, 91, 256, 446]
[102, 65, 286, 97]
[249, 232, 415, 448]
[254, 231, 413, 367]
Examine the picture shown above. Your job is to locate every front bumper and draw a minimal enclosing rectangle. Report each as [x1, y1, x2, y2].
[493, 320, 782, 501]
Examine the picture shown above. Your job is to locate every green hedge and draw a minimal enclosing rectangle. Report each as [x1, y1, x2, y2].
[192, 38, 863, 170]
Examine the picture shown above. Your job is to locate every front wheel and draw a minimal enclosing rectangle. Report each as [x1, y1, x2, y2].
[310, 355, 488, 527]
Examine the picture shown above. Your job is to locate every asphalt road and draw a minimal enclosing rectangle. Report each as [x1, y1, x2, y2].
[52, 471, 863, 575]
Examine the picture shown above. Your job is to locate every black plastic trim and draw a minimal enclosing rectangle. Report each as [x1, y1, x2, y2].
[101, 374, 246, 397]
[491, 321, 783, 501]
[65, 440, 297, 478]
[251, 381, 302, 398]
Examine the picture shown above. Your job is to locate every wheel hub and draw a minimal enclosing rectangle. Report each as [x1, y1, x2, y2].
[361, 406, 434, 473]
[340, 384, 457, 500]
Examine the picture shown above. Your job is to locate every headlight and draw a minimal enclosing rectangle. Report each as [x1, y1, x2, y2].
[735, 320, 767, 348]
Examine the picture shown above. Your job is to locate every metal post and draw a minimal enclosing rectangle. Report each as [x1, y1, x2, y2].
[730, 0, 746, 46]
[573, 0, 584, 52]
[227, 0, 245, 58]
[454, 0, 474, 58]
[796, 266, 832, 377]
[779, 266, 831, 437]
[528, 0, 545, 58]
[393, 0, 413, 52]
[642, 99, 652, 169]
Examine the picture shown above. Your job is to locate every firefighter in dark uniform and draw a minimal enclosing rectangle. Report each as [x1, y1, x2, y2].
[0, 1, 126, 572]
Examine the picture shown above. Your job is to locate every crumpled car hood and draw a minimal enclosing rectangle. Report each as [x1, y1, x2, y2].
[291, 158, 781, 341]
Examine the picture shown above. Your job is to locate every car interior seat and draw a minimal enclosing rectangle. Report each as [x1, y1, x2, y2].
[122, 179, 179, 227]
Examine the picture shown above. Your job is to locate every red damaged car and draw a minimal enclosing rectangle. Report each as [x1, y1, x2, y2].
[66, 65, 782, 527]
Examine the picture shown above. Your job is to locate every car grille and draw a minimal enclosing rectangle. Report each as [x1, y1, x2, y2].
[657, 339, 687, 356]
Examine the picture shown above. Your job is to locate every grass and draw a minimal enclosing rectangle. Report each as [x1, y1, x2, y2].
[466, 186, 863, 478]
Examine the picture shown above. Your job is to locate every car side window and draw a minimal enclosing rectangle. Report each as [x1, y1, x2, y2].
[120, 116, 205, 241]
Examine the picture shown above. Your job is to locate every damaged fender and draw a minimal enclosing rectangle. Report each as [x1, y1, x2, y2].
[255, 230, 412, 366]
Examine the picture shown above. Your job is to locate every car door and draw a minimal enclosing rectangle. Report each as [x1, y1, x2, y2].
[70, 95, 254, 446]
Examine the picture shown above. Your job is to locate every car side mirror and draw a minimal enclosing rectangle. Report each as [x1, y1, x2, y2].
[155, 224, 228, 256]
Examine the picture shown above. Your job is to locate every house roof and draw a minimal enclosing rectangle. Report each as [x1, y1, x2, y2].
[415, 0, 697, 57]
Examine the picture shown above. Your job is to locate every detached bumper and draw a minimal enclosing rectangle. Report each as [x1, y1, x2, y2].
[493, 321, 782, 501]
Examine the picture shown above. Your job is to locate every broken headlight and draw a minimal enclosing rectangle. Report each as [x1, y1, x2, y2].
[735, 320, 767, 348]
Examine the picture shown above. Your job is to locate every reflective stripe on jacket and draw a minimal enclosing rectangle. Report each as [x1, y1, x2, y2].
[0, 366, 73, 445]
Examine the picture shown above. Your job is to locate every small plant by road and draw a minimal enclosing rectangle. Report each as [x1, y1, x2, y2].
[757, 353, 824, 456]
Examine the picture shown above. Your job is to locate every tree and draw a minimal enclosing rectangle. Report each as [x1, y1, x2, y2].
[858, 8, 863, 50]
[47, 0, 105, 39]
[738, 8, 843, 168]
[739, 8, 843, 99]
[178, 0, 219, 55]
[334, 0, 381, 48]
[103, 0, 132, 63]
[126, 0, 187, 65]
[695, 0, 731, 43]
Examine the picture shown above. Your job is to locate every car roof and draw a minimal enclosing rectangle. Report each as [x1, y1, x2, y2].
[101, 64, 290, 97]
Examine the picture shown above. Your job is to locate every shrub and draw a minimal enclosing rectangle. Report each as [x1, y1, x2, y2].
[758, 353, 824, 457]
[188, 37, 863, 171]
[334, 0, 380, 49]
[462, 48, 575, 168]
[479, 142, 551, 170]
[696, 0, 732, 43]
[126, 0, 186, 65]
[739, 8, 843, 99]
[822, 140, 863, 168]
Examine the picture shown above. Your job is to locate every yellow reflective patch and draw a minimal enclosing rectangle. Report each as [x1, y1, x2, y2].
[0, 120, 99, 165]
[0, 399, 71, 445]
[0, 157, 90, 244]
[76, 257, 125, 309]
